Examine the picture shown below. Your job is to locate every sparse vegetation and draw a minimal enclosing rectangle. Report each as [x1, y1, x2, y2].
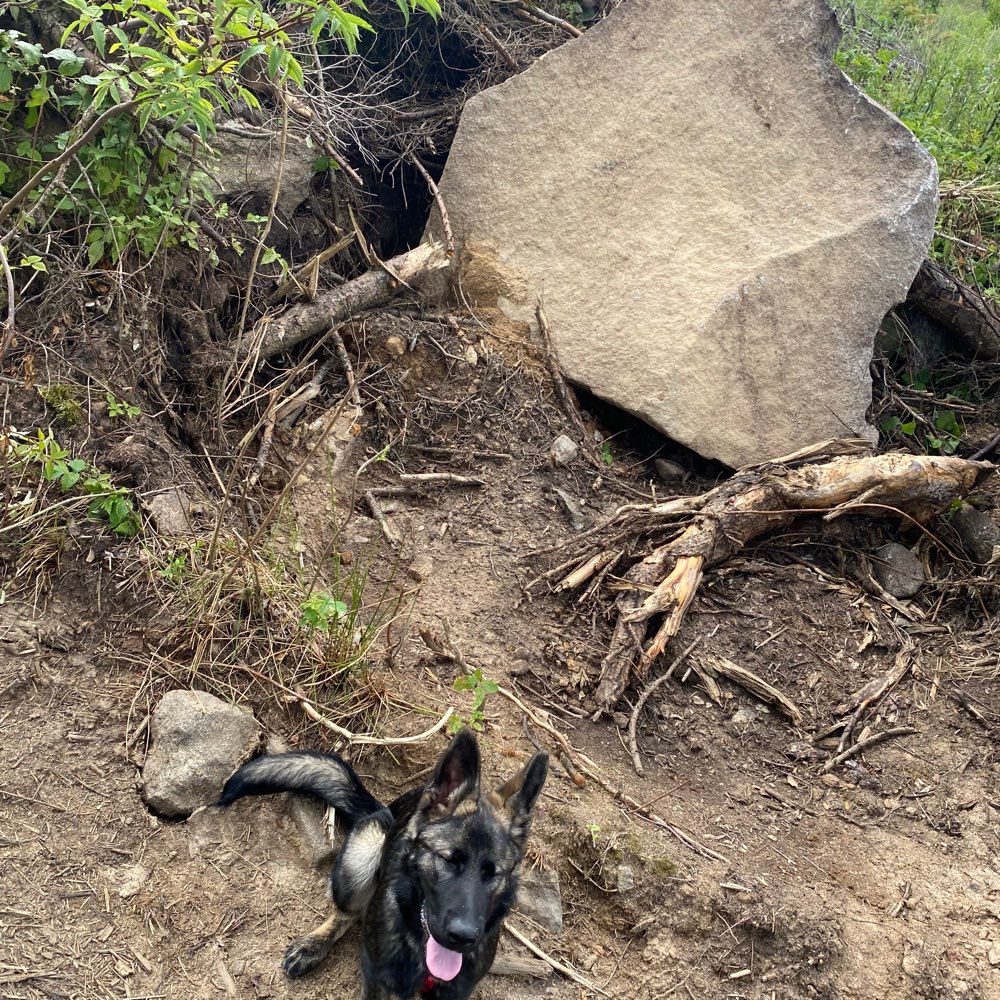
[831, 0, 1000, 298]
[37, 384, 83, 426]
[451, 666, 499, 732]
[5, 426, 140, 537]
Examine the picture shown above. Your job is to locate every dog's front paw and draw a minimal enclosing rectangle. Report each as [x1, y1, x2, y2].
[282, 935, 332, 978]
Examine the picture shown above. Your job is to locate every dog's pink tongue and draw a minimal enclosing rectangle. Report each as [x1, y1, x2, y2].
[426, 935, 463, 981]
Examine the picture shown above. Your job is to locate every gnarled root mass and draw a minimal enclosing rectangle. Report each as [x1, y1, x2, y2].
[545, 439, 993, 716]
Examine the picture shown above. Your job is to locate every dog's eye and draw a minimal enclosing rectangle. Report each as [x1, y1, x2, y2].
[440, 851, 466, 868]
[480, 860, 496, 881]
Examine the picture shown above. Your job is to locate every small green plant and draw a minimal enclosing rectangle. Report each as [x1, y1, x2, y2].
[881, 407, 964, 454]
[585, 822, 602, 847]
[299, 591, 349, 631]
[106, 391, 141, 420]
[599, 440, 614, 466]
[37, 384, 83, 426]
[10, 427, 141, 536]
[450, 667, 499, 733]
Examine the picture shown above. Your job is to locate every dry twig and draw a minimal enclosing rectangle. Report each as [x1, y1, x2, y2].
[295, 688, 455, 746]
[820, 726, 917, 773]
[503, 923, 607, 996]
[627, 635, 706, 775]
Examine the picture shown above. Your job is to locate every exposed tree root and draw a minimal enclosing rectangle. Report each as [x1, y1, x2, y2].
[550, 439, 993, 716]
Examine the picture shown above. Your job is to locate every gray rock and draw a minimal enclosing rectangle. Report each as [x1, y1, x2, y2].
[429, 0, 936, 467]
[146, 487, 195, 536]
[205, 123, 317, 218]
[616, 864, 636, 892]
[730, 705, 758, 728]
[515, 867, 563, 933]
[654, 459, 690, 485]
[951, 504, 1000, 564]
[142, 690, 260, 818]
[549, 434, 579, 465]
[872, 542, 924, 599]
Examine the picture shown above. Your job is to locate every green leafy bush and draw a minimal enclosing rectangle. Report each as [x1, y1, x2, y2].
[0, 0, 441, 263]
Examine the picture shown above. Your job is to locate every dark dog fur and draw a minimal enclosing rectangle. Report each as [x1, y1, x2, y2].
[218, 729, 548, 999]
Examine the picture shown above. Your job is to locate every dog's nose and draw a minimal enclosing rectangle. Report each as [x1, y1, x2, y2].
[444, 918, 479, 949]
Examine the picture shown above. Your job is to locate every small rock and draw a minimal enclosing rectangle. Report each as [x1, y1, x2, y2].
[142, 690, 260, 818]
[612, 711, 629, 729]
[384, 335, 406, 357]
[901, 951, 921, 978]
[549, 434, 579, 465]
[146, 487, 195, 535]
[872, 542, 924, 598]
[464, 344, 479, 366]
[116, 864, 150, 899]
[654, 458, 689, 484]
[988, 941, 1000, 966]
[407, 554, 434, 582]
[952, 504, 1000, 564]
[616, 864, 636, 892]
[552, 487, 589, 530]
[515, 868, 563, 933]
[730, 705, 757, 728]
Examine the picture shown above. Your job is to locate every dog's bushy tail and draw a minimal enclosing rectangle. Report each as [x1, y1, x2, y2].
[218, 752, 384, 828]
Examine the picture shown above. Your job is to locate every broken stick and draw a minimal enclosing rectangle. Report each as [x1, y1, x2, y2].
[247, 241, 449, 362]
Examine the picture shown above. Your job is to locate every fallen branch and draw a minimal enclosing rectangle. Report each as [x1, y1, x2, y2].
[820, 726, 917, 773]
[410, 153, 454, 257]
[294, 688, 454, 746]
[398, 472, 485, 488]
[489, 955, 552, 979]
[833, 643, 915, 753]
[364, 490, 402, 548]
[515, 2, 583, 36]
[503, 923, 607, 997]
[247, 241, 450, 362]
[700, 654, 803, 725]
[549, 440, 992, 715]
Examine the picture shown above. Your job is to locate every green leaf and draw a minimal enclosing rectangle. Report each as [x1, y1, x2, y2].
[267, 45, 282, 81]
[899, 420, 917, 435]
[91, 21, 107, 57]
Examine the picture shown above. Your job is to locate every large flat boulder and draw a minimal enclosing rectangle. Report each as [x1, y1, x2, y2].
[429, 0, 937, 467]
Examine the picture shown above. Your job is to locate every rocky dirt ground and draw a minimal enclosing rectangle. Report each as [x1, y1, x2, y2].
[1, 311, 999, 1000]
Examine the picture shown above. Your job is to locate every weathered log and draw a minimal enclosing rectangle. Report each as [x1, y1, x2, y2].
[246, 241, 450, 362]
[907, 258, 1000, 360]
[560, 440, 994, 716]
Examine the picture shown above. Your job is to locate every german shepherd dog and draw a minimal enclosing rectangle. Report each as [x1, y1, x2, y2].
[218, 729, 548, 999]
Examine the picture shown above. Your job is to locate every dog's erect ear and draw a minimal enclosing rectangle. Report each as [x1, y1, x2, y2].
[420, 728, 481, 816]
[490, 752, 548, 844]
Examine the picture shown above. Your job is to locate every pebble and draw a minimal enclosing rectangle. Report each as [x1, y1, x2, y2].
[872, 542, 924, 598]
[549, 434, 579, 465]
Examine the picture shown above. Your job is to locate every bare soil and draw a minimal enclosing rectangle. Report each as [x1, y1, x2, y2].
[2, 310, 999, 1000]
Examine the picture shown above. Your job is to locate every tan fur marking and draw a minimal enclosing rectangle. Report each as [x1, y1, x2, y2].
[452, 796, 479, 816]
